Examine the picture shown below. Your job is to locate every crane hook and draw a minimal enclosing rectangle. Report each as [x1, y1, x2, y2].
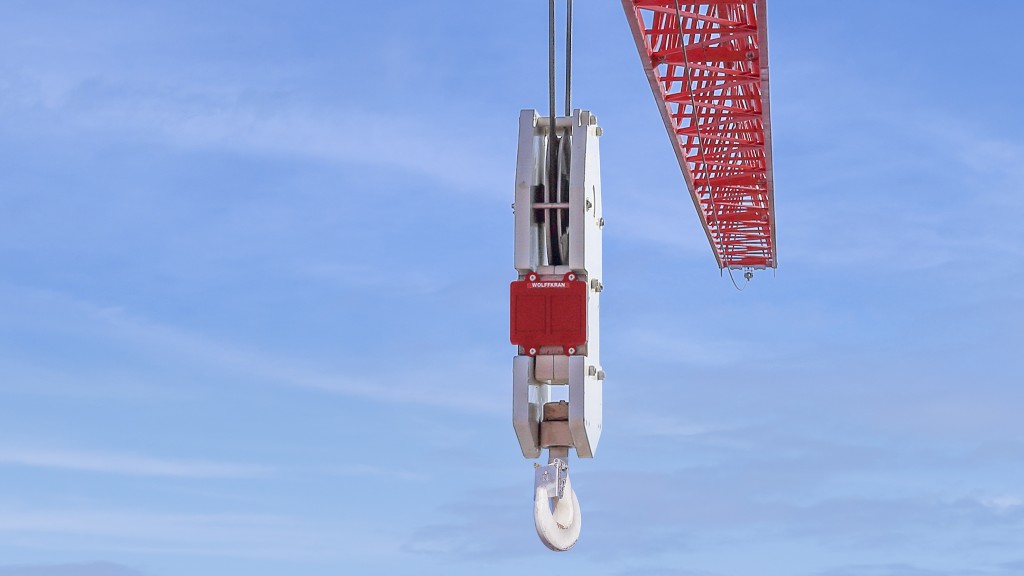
[533, 459, 582, 551]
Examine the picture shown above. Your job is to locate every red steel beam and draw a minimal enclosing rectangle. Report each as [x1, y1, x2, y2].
[621, 0, 777, 269]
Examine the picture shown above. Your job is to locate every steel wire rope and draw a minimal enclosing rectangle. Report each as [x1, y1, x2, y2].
[565, 0, 572, 117]
[560, 0, 572, 263]
[546, 0, 575, 266]
[671, 0, 750, 291]
[546, 0, 558, 266]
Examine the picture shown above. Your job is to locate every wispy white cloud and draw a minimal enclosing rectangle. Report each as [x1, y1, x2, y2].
[606, 188, 711, 258]
[0, 357, 181, 403]
[331, 463, 425, 482]
[615, 325, 783, 368]
[296, 262, 449, 295]
[0, 505, 390, 561]
[85, 303, 503, 412]
[979, 495, 1024, 515]
[0, 284, 503, 414]
[775, 102, 1024, 276]
[615, 413, 716, 439]
[0, 562, 142, 576]
[812, 563, 984, 576]
[1, 66, 508, 199]
[0, 446, 268, 478]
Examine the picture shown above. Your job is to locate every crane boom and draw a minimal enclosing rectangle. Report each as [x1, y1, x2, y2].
[621, 0, 776, 269]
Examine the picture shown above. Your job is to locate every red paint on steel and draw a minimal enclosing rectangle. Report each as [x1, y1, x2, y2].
[510, 272, 587, 355]
[622, 0, 776, 269]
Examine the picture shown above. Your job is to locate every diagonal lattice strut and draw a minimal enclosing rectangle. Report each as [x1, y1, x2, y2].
[622, 0, 776, 269]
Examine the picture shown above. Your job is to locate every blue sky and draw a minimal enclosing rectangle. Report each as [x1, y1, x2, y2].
[1, 1, 1023, 575]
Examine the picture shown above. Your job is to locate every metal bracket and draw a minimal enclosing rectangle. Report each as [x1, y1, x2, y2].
[534, 459, 568, 499]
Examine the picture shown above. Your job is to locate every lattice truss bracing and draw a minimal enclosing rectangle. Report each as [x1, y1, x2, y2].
[622, 0, 776, 269]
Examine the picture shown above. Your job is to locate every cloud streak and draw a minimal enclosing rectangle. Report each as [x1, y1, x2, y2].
[0, 563, 143, 576]
[0, 284, 503, 414]
[0, 504, 393, 561]
[1, 66, 508, 200]
[0, 446, 268, 478]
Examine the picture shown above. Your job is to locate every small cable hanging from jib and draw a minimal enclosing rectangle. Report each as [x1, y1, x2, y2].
[621, 0, 778, 290]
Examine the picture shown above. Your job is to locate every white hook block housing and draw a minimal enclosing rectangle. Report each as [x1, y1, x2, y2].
[511, 109, 604, 459]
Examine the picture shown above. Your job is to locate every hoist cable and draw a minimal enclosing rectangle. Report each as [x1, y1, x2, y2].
[565, 0, 572, 117]
[560, 0, 573, 265]
[546, 0, 559, 265]
[545, 0, 575, 267]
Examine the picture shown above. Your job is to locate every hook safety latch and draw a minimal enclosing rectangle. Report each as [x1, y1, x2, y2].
[534, 459, 568, 498]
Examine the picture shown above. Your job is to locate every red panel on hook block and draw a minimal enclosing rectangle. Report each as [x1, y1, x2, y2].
[510, 272, 587, 355]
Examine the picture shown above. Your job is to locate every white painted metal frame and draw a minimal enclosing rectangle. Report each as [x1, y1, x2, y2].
[512, 109, 604, 460]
